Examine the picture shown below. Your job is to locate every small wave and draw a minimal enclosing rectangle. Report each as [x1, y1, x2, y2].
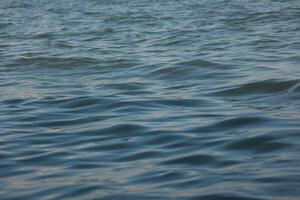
[3, 2, 32, 9]
[81, 141, 134, 152]
[59, 96, 103, 109]
[191, 194, 267, 200]
[213, 79, 299, 97]
[86, 123, 149, 138]
[147, 98, 207, 108]
[149, 59, 232, 80]
[116, 150, 162, 162]
[162, 154, 216, 166]
[191, 116, 270, 133]
[0, 22, 13, 29]
[32, 32, 55, 39]
[54, 185, 102, 199]
[16, 56, 99, 68]
[83, 28, 114, 41]
[144, 133, 186, 146]
[288, 82, 300, 99]
[225, 135, 288, 153]
[149, 65, 192, 80]
[129, 170, 186, 184]
[174, 58, 230, 69]
[104, 82, 145, 91]
[16, 151, 72, 166]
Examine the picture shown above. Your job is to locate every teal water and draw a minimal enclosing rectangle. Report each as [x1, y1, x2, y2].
[1, 0, 300, 199]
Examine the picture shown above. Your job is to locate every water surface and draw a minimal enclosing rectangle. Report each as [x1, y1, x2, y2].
[1, 0, 300, 199]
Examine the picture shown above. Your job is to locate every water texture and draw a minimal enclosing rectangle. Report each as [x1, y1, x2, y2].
[1, 0, 300, 199]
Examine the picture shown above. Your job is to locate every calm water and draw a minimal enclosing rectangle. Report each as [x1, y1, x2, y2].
[1, 0, 300, 199]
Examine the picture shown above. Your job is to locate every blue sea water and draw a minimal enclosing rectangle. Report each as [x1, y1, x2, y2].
[1, 0, 300, 199]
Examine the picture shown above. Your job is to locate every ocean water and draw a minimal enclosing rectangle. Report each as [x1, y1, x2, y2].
[1, 0, 300, 199]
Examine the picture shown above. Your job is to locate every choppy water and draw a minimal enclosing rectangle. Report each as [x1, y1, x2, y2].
[1, 0, 300, 199]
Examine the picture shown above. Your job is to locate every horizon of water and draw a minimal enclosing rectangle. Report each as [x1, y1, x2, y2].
[1, 0, 300, 200]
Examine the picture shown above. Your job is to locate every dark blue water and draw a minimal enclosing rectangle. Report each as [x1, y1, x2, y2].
[1, 0, 300, 199]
